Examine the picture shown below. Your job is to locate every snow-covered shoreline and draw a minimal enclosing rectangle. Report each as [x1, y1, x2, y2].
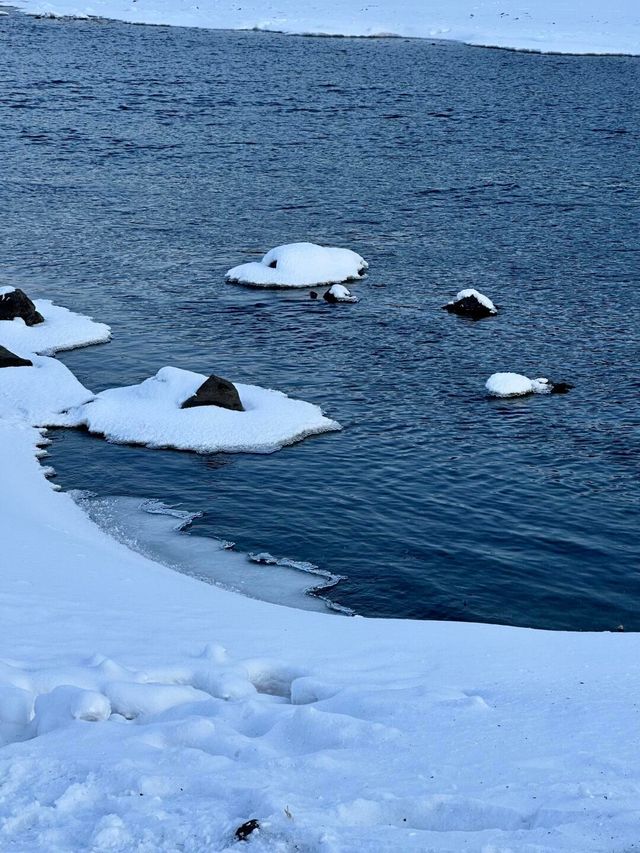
[2, 297, 640, 849]
[3, 418, 640, 850]
[12, 0, 640, 55]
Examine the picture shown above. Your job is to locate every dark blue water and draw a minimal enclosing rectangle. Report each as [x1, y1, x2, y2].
[2, 11, 639, 629]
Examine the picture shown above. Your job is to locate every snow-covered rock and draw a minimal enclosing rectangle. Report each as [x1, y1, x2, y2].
[486, 372, 552, 398]
[444, 288, 497, 319]
[53, 366, 341, 453]
[0, 354, 94, 424]
[226, 242, 367, 288]
[0, 288, 44, 327]
[323, 284, 359, 303]
[0, 297, 111, 355]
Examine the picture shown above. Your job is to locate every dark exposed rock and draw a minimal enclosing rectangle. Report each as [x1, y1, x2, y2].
[0, 288, 45, 326]
[443, 294, 496, 321]
[309, 291, 318, 300]
[181, 374, 244, 412]
[0, 345, 32, 368]
[549, 381, 574, 395]
[235, 819, 260, 841]
[268, 259, 277, 269]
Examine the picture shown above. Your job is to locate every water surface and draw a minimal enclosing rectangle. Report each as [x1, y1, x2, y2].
[1, 11, 639, 628]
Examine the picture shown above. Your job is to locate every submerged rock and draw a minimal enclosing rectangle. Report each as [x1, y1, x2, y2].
[323, 284, 359, 303]
[443, 288, 497, 320]
[0, 345, 33, 369]
[181, 374, 244, 412]
[0, 288, 45, 326]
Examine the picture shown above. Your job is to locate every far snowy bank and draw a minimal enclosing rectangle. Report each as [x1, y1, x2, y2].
[14, 0, 640, 55]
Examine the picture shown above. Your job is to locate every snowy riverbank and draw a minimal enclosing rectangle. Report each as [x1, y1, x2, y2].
[4, 421, 640, 851]
[2, 300, 640, 849]
[14, 0, 640, 55]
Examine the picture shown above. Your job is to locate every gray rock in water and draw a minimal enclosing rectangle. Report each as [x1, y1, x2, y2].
[443, 294, 495, 320]
[0, 289, 45, 326]
[0, 345, 33, 368]
[181, 374, 244, 412]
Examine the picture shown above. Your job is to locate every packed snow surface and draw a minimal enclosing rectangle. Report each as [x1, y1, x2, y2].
[0, 297, 111, 355]
[2, 419, 640, 851]
[453, 288, 497, 313]
[226, 242, 367, 288]
[15, 0, 640, 54]
[486, 372, 551, 398]
[53, 365, 341, 452]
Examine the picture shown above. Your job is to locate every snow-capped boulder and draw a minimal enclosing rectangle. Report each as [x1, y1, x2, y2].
[52, 366, 341, 454]
[0, 287, 44, 327]
[0, 296, 111, 355]
[0, 354, 94, 424]
[486, 373, 573, 398]
[323, 284, 359, 304]
[443, 289, 497, 320]
[0, 345, 32, 369]
[181, 374, 244, 412]
[226, 242, 368, 288]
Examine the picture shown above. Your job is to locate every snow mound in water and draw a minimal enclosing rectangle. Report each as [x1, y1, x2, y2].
[226, 242, 368, 288]
[0, 354, 94, 424]
[324, 284, 359, 303]
[0, 298, 111, 355]
[486, 372, 551, 398]
[53, 366, 341, 453]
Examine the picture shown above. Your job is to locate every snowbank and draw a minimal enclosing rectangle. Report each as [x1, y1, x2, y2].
[226, 242, 367, 288]
[0, 297, 111, 355]
[53, 365, 341, 452]
[0, 354, 94, 424]
[2, 418, 640, 851]
[486, 372, 551, 398]
[14, 0, 640, 55]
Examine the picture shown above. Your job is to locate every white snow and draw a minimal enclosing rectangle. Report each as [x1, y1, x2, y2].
[0, 354, 94, 424]
[2, 417, 640, 850]
[0, 298, 111, 356]
[52, 365, 341, 453]
[325, 283, 359, 303]
[226, 242, 367, 288]
[452, 288, 496, 313]
[0, 286, 16, 296]
[486, 372, 551, 398]
[14, 0, 640, 55]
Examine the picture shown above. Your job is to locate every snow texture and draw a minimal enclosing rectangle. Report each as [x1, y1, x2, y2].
[15, 0, 640, 54]
[226, 242, 367, 288]
[486, 372, 551, 398]
[2, 418, 640, 851]
[53, 365, 341, 453]
[0, 298, 111, 356]
[453, 288, 497, 313]
[0, 354, 94, 424]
